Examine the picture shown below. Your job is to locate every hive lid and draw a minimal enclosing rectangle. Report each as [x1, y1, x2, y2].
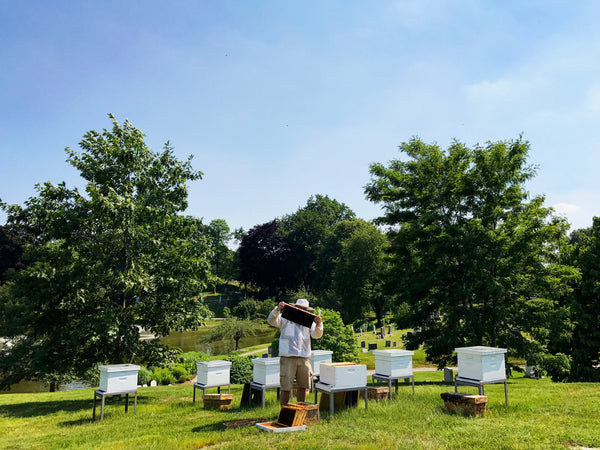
[197, 360, 232, 368]
[98, 363, 140, 372]
[252, 357, 280, 365]
[310, 350, 333, 356]
[372, 349, 414, 356]
[455, 346, 507, 355]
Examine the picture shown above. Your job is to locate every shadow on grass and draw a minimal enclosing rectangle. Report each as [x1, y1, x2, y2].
[192, 421, 229, 433]
[0, 394, 147, 418]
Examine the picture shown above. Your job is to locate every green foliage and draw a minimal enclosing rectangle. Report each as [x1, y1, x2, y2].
[365, 137, 577, 368]
[539, 353, 571, 382]
[177, 351, 210, 375]
[153, 367, 176, 386]
[205, 219, 235, 284]
[562, 217, 600, 381]
[223, 354, 254, 384]
[232, 299, 260, 319]
[279, 194, 355, 291]
[327, 219, 389, 325]
[222, 306, 231, 318]
[0, 115, 214, 388]
[170, 364, 190, 383]
[137, 366, 154, 385]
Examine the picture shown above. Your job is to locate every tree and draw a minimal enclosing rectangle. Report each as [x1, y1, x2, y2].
[279, 195, 355, 291]
[314, 219, 390, 326]
[331, 220, 390, 326]
[205, 219, 234, 291]
[365, 137, 576, 368]
[0, 115, 213, 389]
[565, 218, 600, 381]
[0, 225, 33, 284]
[237, 220, 289, 297]
[208, 318, 262, 351]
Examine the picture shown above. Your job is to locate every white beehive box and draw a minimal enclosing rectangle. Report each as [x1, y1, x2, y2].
[98, 364, 140, 393]
[310, 350, 333, 376]
[455, 346, 507, 381]
[252, 357, 280, 385]
[319, 362, 367, 388]
[373, 349, 414, 378]
[196, 360, 232, 386]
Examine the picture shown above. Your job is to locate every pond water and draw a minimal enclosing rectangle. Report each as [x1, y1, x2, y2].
[1, 327, 276, 394]
[159, 327, 276, 355]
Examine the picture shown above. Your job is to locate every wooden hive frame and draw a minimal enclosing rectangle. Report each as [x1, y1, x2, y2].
[281, 304, 317, 328]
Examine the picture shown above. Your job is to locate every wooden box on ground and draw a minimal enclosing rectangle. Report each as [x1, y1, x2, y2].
[98, 364, 140, 393]
[441, 392, 487, 417]
[256, 403, 309, 433]
[455, 346, 506, 381]
[252, 357, 280, 385]
[373, 350, 414, 378]
[319, 362, 367, 388]
[360, 386, 390, 400]
[288, 402, 320, 424]
[202, 394, 234, 410]
[196, 360, 231, 386]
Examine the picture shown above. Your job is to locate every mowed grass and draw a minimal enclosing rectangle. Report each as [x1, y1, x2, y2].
[1, 371, 599, 449]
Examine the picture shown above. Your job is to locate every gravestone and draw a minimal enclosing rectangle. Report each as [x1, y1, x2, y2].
[443, 368, 454, 383]
[368, 343, 377, 351]
[385, 340, 391, 348]
[388, 325, 393, 335]
[380, 327, 386, 338]
[361, 341, 366, 348]
[393, 341, 397, 347]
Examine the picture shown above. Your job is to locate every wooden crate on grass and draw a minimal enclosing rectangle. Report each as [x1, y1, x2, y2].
[359, 386, 390, 400]
[440, 392, 487, 417]
[202, 394, 234, 410]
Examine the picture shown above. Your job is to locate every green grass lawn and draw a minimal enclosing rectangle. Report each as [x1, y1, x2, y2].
[1, 372, 599, 449]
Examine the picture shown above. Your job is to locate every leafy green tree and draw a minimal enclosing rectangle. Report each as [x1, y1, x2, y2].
[206, 219, 234, 289]
[208, 318, 262, 351]
[365, 137, 576, 368]
[280, 195, 355, 291]
[331, 220, 390, 326]
[565, 218, 600, 381]
[237, 220, 289, 297]
[0, 115, 213, 389]
[0, 225, 33, 284]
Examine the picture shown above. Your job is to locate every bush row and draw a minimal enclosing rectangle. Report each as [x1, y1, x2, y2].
[137, 351, 256, 386]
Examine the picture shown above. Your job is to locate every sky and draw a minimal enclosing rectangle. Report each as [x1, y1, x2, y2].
[2, 1, 600, 238]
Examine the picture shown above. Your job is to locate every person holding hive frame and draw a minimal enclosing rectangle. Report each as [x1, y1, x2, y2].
[267, 298, 323, 405]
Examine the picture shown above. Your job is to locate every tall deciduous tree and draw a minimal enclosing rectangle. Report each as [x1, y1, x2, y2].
[365, 137, 576, 367]
[237, 220, 289, 297]
[280, 194, 355, 291]
[206, 219, 234, 290]
[565, 218, 600, 381]
[0, 115, 213, 389]
[314, 219, 389, 326]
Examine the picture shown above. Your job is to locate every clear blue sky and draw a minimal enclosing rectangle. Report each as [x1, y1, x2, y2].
[2, 1, 600, 235]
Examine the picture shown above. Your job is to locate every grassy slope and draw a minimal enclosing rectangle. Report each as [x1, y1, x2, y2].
[1, 371, 599, 449]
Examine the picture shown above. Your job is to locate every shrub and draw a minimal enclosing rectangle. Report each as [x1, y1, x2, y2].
[137, 366, 153, 385]
[232, 299, 260, 319]
[171, 364, 190, 383]
[178, 351, 210, 375]
[153, 367, 176, 385]
[224, 354, 254, 384]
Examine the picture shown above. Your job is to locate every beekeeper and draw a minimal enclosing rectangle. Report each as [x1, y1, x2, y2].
[267, 298, 323, 405]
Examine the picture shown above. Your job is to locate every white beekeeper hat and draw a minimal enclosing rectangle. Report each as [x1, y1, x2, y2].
[295, 298, 314, 312]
